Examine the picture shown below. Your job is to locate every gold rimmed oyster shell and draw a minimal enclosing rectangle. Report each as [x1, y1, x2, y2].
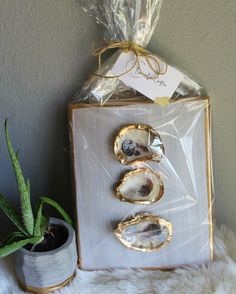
[114, 124, 164, 165]
[115, 168, 164, 204]
[114, 214, 172, 252]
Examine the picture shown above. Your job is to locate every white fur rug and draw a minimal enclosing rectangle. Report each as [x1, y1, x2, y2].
[0, 225, 236, 294]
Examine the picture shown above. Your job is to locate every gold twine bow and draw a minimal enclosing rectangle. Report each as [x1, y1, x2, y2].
[92, 41, 168, 80]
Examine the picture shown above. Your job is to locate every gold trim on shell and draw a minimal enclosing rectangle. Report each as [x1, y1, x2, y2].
[113, 124, 165, 165]
[68, 96, 214, 269]
[114, 214, 172, 252]
[18, 272, 75, 294]
[115, 168, 164, 205]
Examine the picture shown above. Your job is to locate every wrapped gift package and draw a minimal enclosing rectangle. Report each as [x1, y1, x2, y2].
[69, 0, 214, 270]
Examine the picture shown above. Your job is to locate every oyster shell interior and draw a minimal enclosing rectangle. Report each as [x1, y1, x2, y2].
[114, 124, 164, 165]
[114, 215, 172, 252]
[116, 168, 164, 204]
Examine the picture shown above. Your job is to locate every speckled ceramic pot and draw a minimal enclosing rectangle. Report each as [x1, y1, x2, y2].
[14, 218, 78, 293]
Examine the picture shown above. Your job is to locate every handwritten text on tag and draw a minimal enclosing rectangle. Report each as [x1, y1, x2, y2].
[111, 52, 183, 101]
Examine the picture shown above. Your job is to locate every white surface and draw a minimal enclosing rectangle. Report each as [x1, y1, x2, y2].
[111, 52, 184, 100]
[71, 100, 212, 270]
[0, 225, 235, 294]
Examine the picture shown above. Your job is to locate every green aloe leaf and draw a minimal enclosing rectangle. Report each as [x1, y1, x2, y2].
[39, 214, 49, 236]
[0, 193, 29, 236]
[5, 120, 35, 235]
[34, 200, 44, 237]
[34, 197, 72, 237]
[26, 179, 30, 193]
[41, 197, 72, 225]
[0, 231, 25, 247]
[0, 236, 42, 258]
[34, 199, 48, 237]
[16, 150, 19, 160]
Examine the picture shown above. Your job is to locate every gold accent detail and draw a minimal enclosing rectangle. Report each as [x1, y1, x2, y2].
[92, 41, 168, 80]
[68, 96, 207, 110]
[68, 108, 82, 267]
[18, 272, 75, 294]
[113, 124, 164, 165]
[114, 214, 172, 252]
[115, 168, 164, 205]
[154, 97, 170, 106]
[204, 98, 214, 261]
[68, 96, 214, 269]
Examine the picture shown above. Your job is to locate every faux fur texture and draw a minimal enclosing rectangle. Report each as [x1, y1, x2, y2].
[0, 226, 235, 294]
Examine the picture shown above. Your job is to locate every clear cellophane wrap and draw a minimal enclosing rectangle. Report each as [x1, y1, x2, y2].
[73, 0, 205, 104]
[69, 0, 214, 270]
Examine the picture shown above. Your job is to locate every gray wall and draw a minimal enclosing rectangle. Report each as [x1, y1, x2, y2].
[0, 0, 235, 237]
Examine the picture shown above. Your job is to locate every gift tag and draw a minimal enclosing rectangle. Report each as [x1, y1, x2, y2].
[110, 52, 183, 101]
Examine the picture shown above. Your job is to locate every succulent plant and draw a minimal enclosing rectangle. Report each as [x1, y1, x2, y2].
[0, 120, 72, 258]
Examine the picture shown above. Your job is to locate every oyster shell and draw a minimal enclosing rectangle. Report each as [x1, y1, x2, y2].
[115, 168, 164, 204]
[114, 124, 164, 165]
[114, 215, 172, 252]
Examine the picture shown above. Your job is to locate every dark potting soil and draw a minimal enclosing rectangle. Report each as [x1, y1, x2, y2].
[25, 224, 69, 252]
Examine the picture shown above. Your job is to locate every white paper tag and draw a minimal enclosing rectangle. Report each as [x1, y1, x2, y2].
[110, 52, 183, 101]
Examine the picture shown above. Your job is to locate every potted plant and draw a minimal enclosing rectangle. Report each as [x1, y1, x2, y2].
[0, 120, 78, 293]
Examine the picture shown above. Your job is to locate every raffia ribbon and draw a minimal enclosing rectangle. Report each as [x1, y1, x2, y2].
[92, 41, 168, 80]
